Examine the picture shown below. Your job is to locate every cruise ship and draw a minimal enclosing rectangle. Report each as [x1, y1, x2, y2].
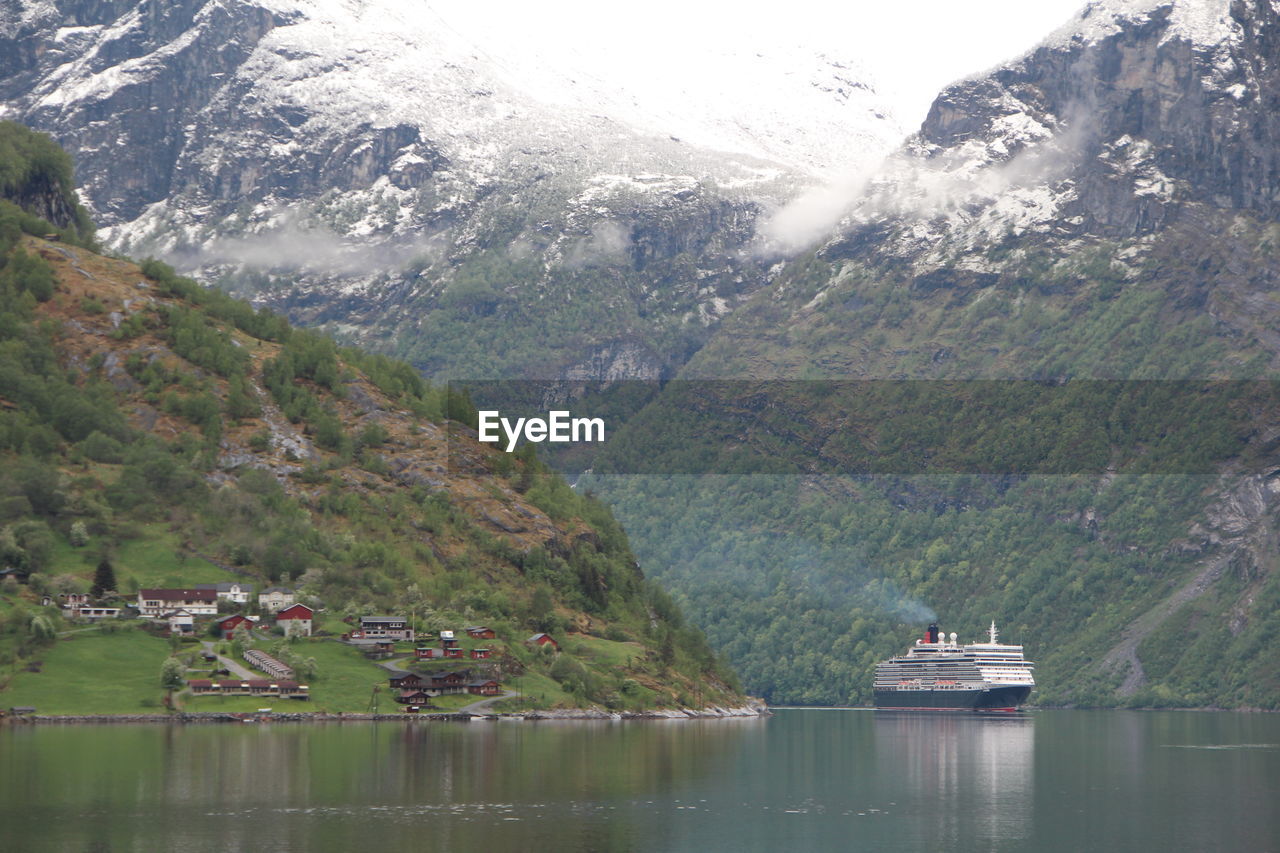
[873, 622, 1034, 711]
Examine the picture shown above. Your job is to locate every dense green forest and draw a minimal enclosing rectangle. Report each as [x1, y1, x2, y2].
[576, 220, 1280, 709]
[0, 122, 741, 713]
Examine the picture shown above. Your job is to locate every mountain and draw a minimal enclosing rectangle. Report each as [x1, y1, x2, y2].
[580, 0, 1280, 708]
[692, 0, 1280, 379]
[0, 0, 902, 379]
[8, 0, 1279, 710]
[0, 122, 746, 714]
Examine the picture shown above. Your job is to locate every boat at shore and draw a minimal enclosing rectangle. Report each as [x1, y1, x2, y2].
[873, 622, 1034, 712]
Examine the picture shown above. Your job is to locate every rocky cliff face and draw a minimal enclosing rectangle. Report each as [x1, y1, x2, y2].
[895, 0, 1280, 253]
[596, 0, 1280, 708]
[687, 0, 1280, 380]
[0, 0, 902, 379]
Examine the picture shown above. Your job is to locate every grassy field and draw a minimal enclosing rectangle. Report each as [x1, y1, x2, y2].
[110, 532, 239, 589]
[1, 627, 173, 714]
[502, 671, 574, 709]
[278, 639, 395, 713]
[37, 524, 241, 592]
[563, 634, 644, 668]
[2, 629, 514, 715]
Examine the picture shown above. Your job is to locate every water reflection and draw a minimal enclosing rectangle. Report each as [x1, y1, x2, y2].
[3, 711, 1279, 853]
[0, 719, 765, 853]
[874, 711, 1034, 850]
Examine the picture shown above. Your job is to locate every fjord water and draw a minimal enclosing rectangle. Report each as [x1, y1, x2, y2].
[2, 710, 1277, 852]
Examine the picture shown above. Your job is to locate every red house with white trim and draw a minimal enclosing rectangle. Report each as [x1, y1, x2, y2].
[276, 604, 314, 637]
[214, 613, 251, 639]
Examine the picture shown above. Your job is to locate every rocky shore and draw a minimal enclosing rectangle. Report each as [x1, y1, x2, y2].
[4, 702, 770, 725]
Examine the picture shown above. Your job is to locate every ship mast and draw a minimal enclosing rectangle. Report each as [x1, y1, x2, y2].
[989, 621, 998, 644]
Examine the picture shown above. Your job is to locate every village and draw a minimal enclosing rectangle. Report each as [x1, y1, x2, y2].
[41, 581, 567, 715]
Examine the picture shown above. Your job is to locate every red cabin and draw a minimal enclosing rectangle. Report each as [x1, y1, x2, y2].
[213, 613, 250, 639]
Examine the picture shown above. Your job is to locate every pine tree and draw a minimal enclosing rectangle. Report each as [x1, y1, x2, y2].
[90, 557, 116, 598]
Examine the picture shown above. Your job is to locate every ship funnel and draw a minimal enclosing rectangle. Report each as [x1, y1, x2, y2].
[926, 624, 940, 644]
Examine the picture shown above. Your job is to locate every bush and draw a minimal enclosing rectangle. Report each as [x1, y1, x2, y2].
[80, 430, 124, 463]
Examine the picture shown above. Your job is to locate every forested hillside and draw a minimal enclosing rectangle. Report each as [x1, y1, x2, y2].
[0, 122, 743, 714]
[578, 0, 1280, 709]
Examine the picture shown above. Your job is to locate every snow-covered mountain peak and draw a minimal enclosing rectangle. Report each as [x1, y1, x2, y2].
[1043, 0, 1239, 49]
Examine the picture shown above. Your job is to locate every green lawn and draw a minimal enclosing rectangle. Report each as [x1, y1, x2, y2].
[174, 693, 314, 714]
[111, 531, 239, 588]
[504, 671, 574, 709]
[314, 614, 350, 636]
[279, 639, 393, 713]
[2, 630, 515, 716]
[563, 635, 644, 668]
[31, 524, 242, 592]
[178, 639, 388, 713]
[1, 627, 172, 714]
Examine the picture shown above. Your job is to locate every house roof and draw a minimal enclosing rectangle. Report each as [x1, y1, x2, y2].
[214, 614, 247, 625]
[430, 669, 472, 683]
[464, 626, 491, 632]
[140, 588, 218, 602]
[385, 669, 412, 680]
[527, 632, 556, 643]
[162, 609, 194, 618]
[218, 680, 247, 688]
[260, 587, 294, 595]
[187, 679, 213, 687]
[361, 615, 407, 624]
[276, 604, 314, 618]
[196, 582, 253, 592]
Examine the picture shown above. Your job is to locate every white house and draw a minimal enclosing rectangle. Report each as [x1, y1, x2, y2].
[356, 615, 414, 642]
[258, 587, 296, 613]
[137, 588, 218, 617]
[196, 581, 254, 604]
[165, 609, 195, 635]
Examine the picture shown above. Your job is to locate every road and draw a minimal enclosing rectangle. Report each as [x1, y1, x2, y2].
[457, 691, 520, 715]
[200, 640, 257, 679]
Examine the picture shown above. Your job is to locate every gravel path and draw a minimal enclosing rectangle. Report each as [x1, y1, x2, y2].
[200, 640, 257, 680]
[457, 691, 520, 715]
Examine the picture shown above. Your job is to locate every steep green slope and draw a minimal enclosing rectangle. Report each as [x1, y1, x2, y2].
[573, 217, 1280, 708]
[0, 124, 742, 714]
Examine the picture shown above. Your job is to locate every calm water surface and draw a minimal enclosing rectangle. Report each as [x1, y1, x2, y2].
[2, 709, 1278, 852]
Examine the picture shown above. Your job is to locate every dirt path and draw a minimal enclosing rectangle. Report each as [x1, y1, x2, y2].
[1099, 551, 1233, 696]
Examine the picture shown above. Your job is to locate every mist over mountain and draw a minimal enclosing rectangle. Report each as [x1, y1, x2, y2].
[5, 0, 1280, 708]
[0, 0, 906, 379]
[587, 0, 1280, 707]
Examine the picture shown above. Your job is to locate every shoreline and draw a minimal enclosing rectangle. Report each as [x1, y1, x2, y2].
[2, 702, 771, 725]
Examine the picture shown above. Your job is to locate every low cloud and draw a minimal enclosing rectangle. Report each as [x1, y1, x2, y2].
[170, 216, 448, 279]
[561, 221, 632, 270]
[755, 114, 1087, 257]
